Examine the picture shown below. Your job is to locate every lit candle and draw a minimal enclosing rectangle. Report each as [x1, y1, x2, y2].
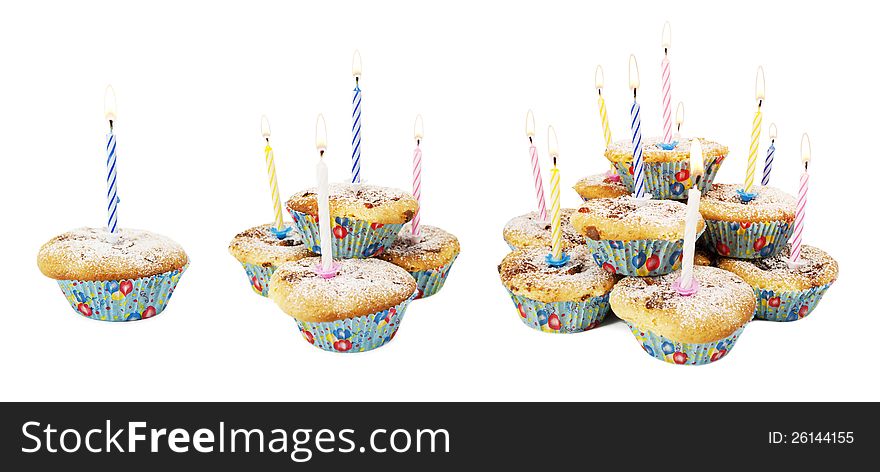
[789, 133, 810, 267]
[677, 139, 705, 293]
[595, 67, 620, 181]
[743, 67, 765, 195]
[675, 101, 685, 138]
[660, 22, 673, 144]
[411, 114, 424, 237]
[261, 116, 289, 238]
[315, 114, 336, 275]
[762, 123, 777, 186]
[547, 125, 563, 262]
[629, 55, 646, 199]
[104, 85, 119, 242]
[351, 50, 363, 184]
[525, 110, 548, 221]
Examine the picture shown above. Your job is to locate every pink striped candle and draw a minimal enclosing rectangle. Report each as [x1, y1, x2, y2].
[661, 22, 673, 144]
[411, 115, 424, 237]
[526, 110, 548, 221]
[789, 133, 811, 266]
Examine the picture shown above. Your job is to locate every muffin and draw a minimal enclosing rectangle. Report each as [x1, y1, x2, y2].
[228, 223, 313, 297]
[37, 228, 188, 322]
[700, 183, 795, 259]
[498, 246, 616, 333]
[287, 184, 418, 259]
[570, 196, 705, 276]
[717, 244, 838, 322]
[378, 224, 460, 299]
[605, 137, 728, 199]
[572, 172, 629, 201]
[269, 257, 418, 353]
[503, 209, 585, 251]
[610, 266, 756, 365]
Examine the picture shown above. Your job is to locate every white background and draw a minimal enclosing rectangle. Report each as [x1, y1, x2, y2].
[1, 0, 876, 401]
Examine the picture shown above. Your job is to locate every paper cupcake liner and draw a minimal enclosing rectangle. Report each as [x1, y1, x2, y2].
[410, 255, 458, 300]
[753, 282, 834, 322]
[612, 154, 725, 199]
[625, 322, 747, 365]
[289, 210, 404, 259]
[295, 292, 417, 353]
[56, 265, 188, 322]
[703, 219, 793, 259]
[506, 290, 611, 334]
[585, 232, 702, 277]
[238, 262, 276, 297]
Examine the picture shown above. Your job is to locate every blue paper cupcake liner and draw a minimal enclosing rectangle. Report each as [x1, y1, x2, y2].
[612, 154, 724, 199]
[289, 210, 404, 259]
[56, 265, 187, 322]
[585, 231, 702, 277]
[295, 292, 417, 353]
[625, 322, 747, 365]
[753, 282, 834, 322]
[506, 290, 612, 334]
[410, 255, 458, 300]
[703, 219, 793, 259]
[238, 262, 276, 297]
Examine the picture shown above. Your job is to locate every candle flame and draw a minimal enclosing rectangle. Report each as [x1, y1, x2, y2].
[315, 114, 327, 154]
[689, 139, 705, 178]
[547, 125, 559, 160]
[675, 102, 685, 128]
[104, 85, 117, 122]
[261, 115, 271, 139]
[594, 65, 605, 90]
[526, 110, 536, 138]
[662, 21, 672, 50]
[414, 114, 424, 141]
[755, 66, 766, 102]
[801, 133, 811, 164]
[352, 50, 362, 78]
[628, 55, 640, 91]
[769, 123, 777, 141]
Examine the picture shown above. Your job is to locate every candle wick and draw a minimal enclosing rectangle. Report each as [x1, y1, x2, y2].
[416, 139, 420, 147]
[677, 124, 681, 133]
[528, 136, 533, 144]
[320, 150, 325, 158]
[597, 88, 602, 97]
[355, 76, 359, 86]
[108, 120, 114, 131]
[758, 99, 763, 109]
[664, 47, 668, 55]
[553, 156, 557, 167]
[633, 89, 637, 100]
[804, 161, 809, 172]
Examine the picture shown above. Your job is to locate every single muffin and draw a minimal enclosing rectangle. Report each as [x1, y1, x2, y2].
[37, 228, 188, 322]
[502, 209, 585, 251]
[378, 224, 460, 300]
[605, 137, 728, 199]
[572, 172, 629, 201]
[717, 244, 838, 322]
[700, 183, 795, 259]
[610, 266, 755, 365]
[498, 246, 616, 334]
[269, 257, 418, 353]
[570, 196, 705, 276]
[287, 184, 418, 259]
[228, 224, 313, 297]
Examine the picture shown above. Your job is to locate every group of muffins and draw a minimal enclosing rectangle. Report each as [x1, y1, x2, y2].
[500, 136, 837, 365]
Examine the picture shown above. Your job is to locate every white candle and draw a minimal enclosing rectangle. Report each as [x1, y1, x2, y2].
[680, 139, 705, 289]
[315, 114, 333, 271]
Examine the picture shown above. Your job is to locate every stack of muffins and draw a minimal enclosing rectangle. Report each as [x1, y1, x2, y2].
[500, 136, 837, 365]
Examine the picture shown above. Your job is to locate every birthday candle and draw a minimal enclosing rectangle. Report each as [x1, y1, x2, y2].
[595, 66, 612, 148]
[104, 85, 119, 240]
[675, 102, 685, 138]
[762, 123, 777, 186]
[261, 116, 285, 232]
[411, 115, 424, 237]
[351, 50, 363, 184]
[789, 133, 811, 265]
[744, 67, 765, 193]
[679, 139, 705, 290]
[315, 114, 333, 271]
[629, 55, 646, 198]
[547, 126, 562, 261]
[661, 22, 673, 144]
[525, 110, 548, 221]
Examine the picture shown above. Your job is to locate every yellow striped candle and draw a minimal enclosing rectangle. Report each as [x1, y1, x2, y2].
[548, 126, 562, 261]
[743, 67, 765, 194]
[595, 66, 612, 148]
[261, 115, 285, 232]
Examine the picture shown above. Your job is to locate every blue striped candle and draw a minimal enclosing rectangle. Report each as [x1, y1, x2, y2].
[351, 50, 363, 184]
[762, 123, 777, 186]
[104, 85, 119, 238]
[628, 55, 645, 198]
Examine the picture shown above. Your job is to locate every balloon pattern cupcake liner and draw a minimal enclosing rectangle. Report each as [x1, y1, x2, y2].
[295, 292, 417, 353]
[506, 290, 612, 334]
[238, 262, 275, 297]
[753, 282, 833, 322]
[56, 265, 187, 322]
[703, 219, 793, 259]
[625, 322, 747, 366]
[410, 255, 458, 300]
[611, 153, 725, 200]
[585, 232, 702, 277]
[289, 210, 404, 259]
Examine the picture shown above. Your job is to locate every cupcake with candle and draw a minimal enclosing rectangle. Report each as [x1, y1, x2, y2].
[572, 173, 629, 201]
[38, 228, 188, 321]
[378, 224, 459, 299]
[610, 266, 755, 365]
[269, 257, 417, 352]
[503, 208, 585, 251]
[228, 224, 313, 297]
[498, 246, 616, 333]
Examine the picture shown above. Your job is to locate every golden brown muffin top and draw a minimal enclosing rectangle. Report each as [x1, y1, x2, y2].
[287, 184, 418, 225]
[717, 244, 838, 292]
[503, 209, 586, 250]
[700, 183, 796, 223]
[228, 224, 313, 267]
[571, 196, 704, 241]
[378, 224, 460, 272]
[572, 173, 629, 200]
[605, 137, 728, 163]
[498, 246, 618, 303]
